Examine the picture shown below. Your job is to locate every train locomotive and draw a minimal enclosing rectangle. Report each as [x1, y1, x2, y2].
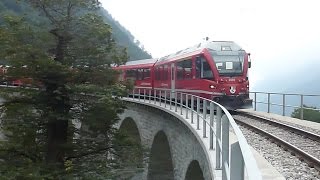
[114, 41, 252, 109]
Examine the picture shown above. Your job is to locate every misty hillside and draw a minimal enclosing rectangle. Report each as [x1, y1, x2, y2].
[99, 9, 152, 60]
[0, 0, 151, 61]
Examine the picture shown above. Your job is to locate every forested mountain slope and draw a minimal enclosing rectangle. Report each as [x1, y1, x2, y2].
[0, 0, 151, 61]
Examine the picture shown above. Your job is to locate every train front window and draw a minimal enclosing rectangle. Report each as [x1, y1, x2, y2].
[213, 55, 244, 76]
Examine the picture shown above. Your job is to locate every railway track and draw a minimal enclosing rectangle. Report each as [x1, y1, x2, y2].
[233, 111, 320, 172]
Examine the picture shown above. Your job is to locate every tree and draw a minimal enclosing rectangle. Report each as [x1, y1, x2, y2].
[0, 0, 142, 179]
[291, 105, 320, 123]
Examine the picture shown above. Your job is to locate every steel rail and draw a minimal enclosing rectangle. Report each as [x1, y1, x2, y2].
[236, 111, 320, 142]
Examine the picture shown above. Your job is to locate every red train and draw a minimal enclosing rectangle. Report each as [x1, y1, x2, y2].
[0, 65, 36, 87]
[120, 41, 252, 109]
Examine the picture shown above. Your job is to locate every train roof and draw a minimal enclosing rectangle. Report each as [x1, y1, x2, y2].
[158, 41, 243, 62]
[125, 58, 158, 66]
[115, 41, 245, 69]
[114, 58, 158, 69]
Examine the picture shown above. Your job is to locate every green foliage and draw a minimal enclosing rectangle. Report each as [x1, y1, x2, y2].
[0, 0, 145, 179]
[0, 0, 151, 62]
[291, 105, 320, 123]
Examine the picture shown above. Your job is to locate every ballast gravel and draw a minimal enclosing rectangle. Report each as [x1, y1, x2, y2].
[235, 116, 320, 180]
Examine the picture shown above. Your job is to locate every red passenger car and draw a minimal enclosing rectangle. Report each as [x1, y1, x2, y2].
[114, 41, 252, 109]
[114, 58, 157, 89]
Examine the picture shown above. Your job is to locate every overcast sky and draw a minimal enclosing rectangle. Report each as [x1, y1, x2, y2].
[100, 0, 320, 90]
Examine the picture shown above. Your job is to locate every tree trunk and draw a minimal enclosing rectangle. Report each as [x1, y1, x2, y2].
[44, 28, 71, 166]
[46, 120, 68, 163]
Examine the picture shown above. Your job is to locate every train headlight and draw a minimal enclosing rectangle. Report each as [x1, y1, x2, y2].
[230, 86, 236, 94]
[246, 84, 249, 88]
[209, 85, 216, 89]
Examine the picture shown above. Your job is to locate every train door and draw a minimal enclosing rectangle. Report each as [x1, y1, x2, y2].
[170, 63, 175, 98]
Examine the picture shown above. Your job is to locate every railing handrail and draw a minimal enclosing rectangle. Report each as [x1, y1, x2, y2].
[176, 91, 262, 179]
[250, 91, 320, 97]
[250, 91, 320, 119]
[254, 101, 320, 111]
[127, 87, 262, 180]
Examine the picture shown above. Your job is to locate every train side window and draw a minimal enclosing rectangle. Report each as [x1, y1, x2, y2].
[183, 60, 192, 79]
[176, 62, 184, 80]
[159, 66, 164, 80]
[144, 69, 150, 79]
[196, 57, 213, 79]
[177, 59, 192, 80]
[196, 58, 200, 78]
[155, 67, 160, 80]
[126, 69, 137, 81]
[137, 69, 144, 80]
[163, 65, 168, 80]
[119, 70, 124, 81]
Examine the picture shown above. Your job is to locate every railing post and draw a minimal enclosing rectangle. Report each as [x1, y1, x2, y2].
[191, 95, 194, 124]
[154, 90, 157, 104]
[169, 90, 172, 110]
[230, 142, 244, 180]
[282, 94, 285, 116]
[222, 114, 230, 180]
[175, 92, 178, 112]
[138, 89, 141, 101]
[210, 102, 214, 149]
[300, 95, 304, 120]
[180, 93, 183, 115]
[267, 93, 270, 113]
[254, 92, 257, 111]
[203, 100, 207, 138]
[185, 94, 189, 119]
[164, 90, 167, 108]
[159, 90, 162, 106]
[143, 89, 146, 102]
[216, 107, 222, 169]
[149, 89, 151, 103]
[196, 97, 200, 130]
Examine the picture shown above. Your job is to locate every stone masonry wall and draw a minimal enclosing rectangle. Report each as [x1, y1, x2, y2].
[118, 102, 212, 180]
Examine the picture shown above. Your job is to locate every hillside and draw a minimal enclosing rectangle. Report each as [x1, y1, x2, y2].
[0, 0, 151, 61]
[99, 9, 152, 60]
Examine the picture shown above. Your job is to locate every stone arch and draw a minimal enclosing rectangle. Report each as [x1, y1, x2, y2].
[147, 131, 174, 180]
[118, 117, 143, 169]
[185, 160, 205, 180]
[119, 117, 141, 144]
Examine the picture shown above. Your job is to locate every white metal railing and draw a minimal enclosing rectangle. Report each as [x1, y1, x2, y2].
[250, 91, 320, 120]
[125, 87, 262, 180]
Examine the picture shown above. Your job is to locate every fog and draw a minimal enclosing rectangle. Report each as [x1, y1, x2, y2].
[100, 0, 320, 94]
